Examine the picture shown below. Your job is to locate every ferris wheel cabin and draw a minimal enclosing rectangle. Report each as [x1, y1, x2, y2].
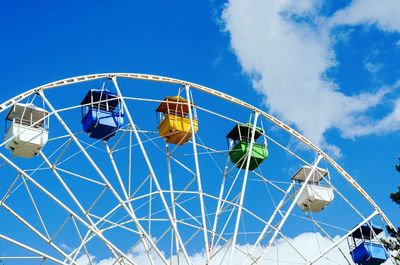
[156, 96, 198, 145]
[349, 224, 389, 265]
[81, 89, 124, 141]
[227, 123, 268, 171]
[4, 103, 49, 158]
[292, 166, 334, 212]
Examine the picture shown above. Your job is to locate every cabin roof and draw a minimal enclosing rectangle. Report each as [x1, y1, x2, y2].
[226, 123, 263, 141]
[156, 96, 194, 114]
[291, 166, 328, 182]
[6, 103, 48, 126]
[81, 89, 119, 111]
[350, 224, 383, 240]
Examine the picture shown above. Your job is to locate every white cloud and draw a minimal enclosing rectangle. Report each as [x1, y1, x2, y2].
[220, 0, 400, 154]
[330, 0, 400, 32]
[75, 242, 166, 265]
[342, 95, 400, 137]
[77, 232, 357, 265]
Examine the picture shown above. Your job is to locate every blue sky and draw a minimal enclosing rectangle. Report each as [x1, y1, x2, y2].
[0, 0, 400, 264]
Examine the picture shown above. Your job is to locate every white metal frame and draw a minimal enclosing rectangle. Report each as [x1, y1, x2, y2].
[0, 73, 395, 265]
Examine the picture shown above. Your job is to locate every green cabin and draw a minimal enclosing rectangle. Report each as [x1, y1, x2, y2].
[227, 123, 268, 170]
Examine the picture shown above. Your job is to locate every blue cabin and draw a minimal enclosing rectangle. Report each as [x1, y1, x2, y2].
[349, 224, 389, 265]
[81, 89, 124, 141]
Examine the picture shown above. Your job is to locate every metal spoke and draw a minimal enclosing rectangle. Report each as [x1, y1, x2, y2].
[251, 154, 324, 264]
[166, 143, 181, 263]
[209, 156, 231, 255]
[228, 111, 260, 265]
[1, 203, 75, 264]
[184, 84, 210, 263]
[39, 151, 122, 262]
[244, 182, 294, 264]
[0, 233, 65, 264]
[112, 76, 192, 265]
[39, 89, 165, 265]
[0, 73, 395, 265]
[0, 152, 136, 265]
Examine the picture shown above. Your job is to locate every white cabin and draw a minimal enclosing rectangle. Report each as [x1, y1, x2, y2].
[292, 166, 334, 212]
[4, 103, 49, 158]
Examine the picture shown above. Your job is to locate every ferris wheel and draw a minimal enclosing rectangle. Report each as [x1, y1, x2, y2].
[0, 73, 396, 265]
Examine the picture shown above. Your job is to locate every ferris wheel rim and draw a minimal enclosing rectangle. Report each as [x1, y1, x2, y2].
[0, 72, 393, 233]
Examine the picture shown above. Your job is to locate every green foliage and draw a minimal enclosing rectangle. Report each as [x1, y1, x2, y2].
[382, 159, 400, 263]
[391, 187, 400, 205]
[383, 226, 400, 264]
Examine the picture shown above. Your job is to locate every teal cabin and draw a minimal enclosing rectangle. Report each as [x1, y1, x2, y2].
[226, 123, 268, 170]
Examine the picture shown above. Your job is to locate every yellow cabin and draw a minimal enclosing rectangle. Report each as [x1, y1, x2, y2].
[156, 96, 198, 145]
